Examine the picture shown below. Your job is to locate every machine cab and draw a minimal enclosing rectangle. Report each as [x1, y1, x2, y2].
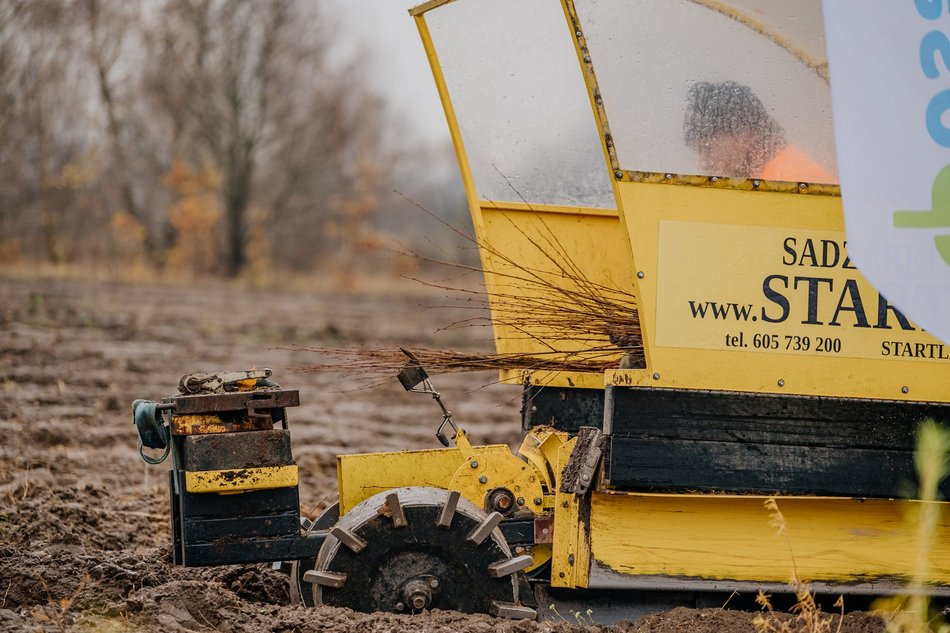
[412, 0, 950, 403]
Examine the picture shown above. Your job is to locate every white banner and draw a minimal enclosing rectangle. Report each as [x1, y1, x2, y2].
[824, 1, 950, 344]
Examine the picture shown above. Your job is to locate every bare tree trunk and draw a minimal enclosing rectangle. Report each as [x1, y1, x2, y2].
[85, 0, 157, 261]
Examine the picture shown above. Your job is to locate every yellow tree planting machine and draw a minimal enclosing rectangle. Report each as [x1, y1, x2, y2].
[132, 0, 950, 621]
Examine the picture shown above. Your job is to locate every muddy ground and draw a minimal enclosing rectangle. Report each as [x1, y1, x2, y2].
[0, 273, 889, 632]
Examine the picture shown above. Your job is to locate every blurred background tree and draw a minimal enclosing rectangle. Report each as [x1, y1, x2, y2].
[0, 0, 472, 279]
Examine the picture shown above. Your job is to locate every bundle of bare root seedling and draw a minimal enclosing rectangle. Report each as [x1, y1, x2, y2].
[292, 195, 643, 383]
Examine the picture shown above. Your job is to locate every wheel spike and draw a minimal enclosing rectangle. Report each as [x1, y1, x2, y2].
[330, 525, 368, 553]
[487, 554, 534, 578]
[467, 511, 503, 545]
[303, 570, 347, 588]
[437, 490, 460, 528]
[381, 492, 408, 527]
[490, 601, 537, 620]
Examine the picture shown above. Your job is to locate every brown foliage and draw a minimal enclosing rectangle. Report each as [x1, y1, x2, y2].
[0, 0, 401, 277]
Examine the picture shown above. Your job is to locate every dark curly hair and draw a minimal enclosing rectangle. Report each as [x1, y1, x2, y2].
[684, 81, 786, 159]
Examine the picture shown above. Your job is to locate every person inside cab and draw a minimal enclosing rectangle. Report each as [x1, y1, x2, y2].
[683, 80, 835, 183]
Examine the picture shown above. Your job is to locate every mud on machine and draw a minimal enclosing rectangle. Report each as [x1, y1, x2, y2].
[132, 0, 950, 621]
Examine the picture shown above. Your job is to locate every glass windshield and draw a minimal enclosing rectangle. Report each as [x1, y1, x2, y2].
[427, 0, 615, 207]
[576, 0, 838, 184]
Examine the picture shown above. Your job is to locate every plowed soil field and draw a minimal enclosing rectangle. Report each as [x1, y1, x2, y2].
[0, 273, 887, 632]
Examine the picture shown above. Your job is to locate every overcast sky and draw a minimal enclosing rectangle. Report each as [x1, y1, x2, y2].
[326, 0, 451, 147]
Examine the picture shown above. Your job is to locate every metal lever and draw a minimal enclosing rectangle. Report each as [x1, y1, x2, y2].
[396, 348, 458, 447]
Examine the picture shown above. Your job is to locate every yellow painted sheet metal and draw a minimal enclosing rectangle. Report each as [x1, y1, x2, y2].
[550, 438, 590, 588]
[610, 181, 950, 401]
[184, 465, 298, 494]
[480, 202, 637, 391]
[590, 491, 950, 585]
[336, 445, 511, 515]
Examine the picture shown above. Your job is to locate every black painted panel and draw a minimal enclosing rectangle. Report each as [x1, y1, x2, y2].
[181, 429, 293, 471]
[602, 386, 950, 497]
[607, 387, 950, 450]
[182, 534, 326, 566]
[522, 386, 604, 433]
[183, 511, 300, 543]
[604, 436, 943, 498]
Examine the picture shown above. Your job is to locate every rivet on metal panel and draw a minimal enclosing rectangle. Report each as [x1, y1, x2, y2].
[533, 497, 542, 506]
[799, 182, 808, 190]
[583, 55, 591, 63]
[710, 176, 719, 182]
[637, 271, 645, 279]
[778, 379, 785, 387]
[479, 475, 488, 484]
[753, 179, 761, 188]
[568, 554, 575, 566]
[665, 173, 672, 180]
[614, 170, 623, 179]
[575, 30, 582, 37]
[470, 460, 478, 469]
[902, 386, 910, 394]
[652, 373, 660, 380]
[517, 496, 525, 506]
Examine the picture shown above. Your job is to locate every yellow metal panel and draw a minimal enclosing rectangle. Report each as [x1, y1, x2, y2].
[480, 202, 637, 390]
[611, 181, 950, 401]
[499, 369, 605, 390]
[590, 492, 950, 585]
[336, 445, 511, 515]
[550, 438, 590, 588]
[517, 432, 556, 492]
[184, 465, 298, 494]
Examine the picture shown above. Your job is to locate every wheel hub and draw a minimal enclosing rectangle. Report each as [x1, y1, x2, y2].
[398, 575, 439, 612]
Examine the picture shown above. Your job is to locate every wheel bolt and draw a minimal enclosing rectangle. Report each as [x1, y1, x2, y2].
[395, 602, 405, 612]
[428, 578, 439, 589]
[411, 594, 427, 610]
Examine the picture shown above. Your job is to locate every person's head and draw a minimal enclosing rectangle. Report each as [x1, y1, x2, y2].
[683, 81, 786, 178]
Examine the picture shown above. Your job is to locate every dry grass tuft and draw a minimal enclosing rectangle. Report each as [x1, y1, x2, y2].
[753, 497, 844, 633]
[292, 196, 642, 382]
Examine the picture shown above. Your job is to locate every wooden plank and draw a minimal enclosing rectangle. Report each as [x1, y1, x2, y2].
[181, 429, 293, 471]
[172, 389, 299, 414]
[604, 436, 949, 498]
[607, 387, 950, 450]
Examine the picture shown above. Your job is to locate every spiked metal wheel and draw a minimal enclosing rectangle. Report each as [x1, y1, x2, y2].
[290, 502, 339, 607]
[301, 487, 536, 618]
